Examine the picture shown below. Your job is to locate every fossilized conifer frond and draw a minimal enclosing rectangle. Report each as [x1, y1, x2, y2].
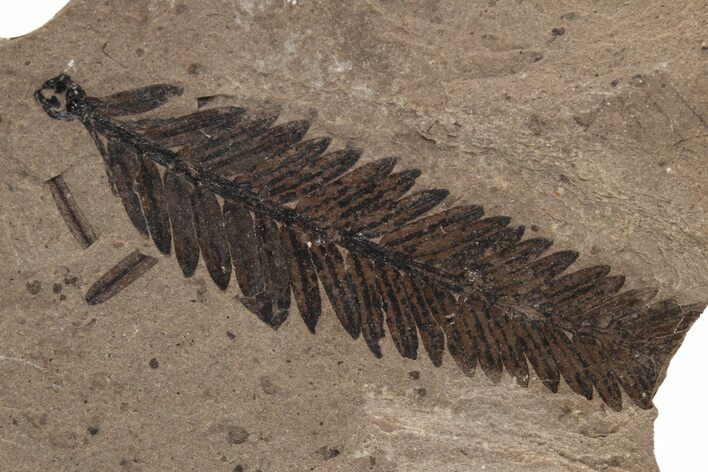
[36, 74, 704, 411]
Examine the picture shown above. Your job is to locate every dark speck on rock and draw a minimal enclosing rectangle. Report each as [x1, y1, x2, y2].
[408, 370, 421, 380]
[148, 358, 159, 369]
[610, 79, 620, 87]
[187, 63, 204, 75]
[64, 275, 78, 286]
[260, 376, 278, 395]
[227, 426, 249, 445]
[630, 74, 646, 86]
[226, 331, 236, 340]
[233, 466, 244, 472]
[88, 426, 99, 436]
[530, 225, 540, 232]
[317, 446, 340, 461]
[26, 280, 41, 295]
[417, 388, 428, 397]
[551, 27, 566, 36]
[560, 12, 578, 21]
[52, 283, 63, 294]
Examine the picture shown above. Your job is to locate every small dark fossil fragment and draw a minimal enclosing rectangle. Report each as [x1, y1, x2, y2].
[85, 250, 158, 305]
[47, 175, 97, 248]
[317, 446, 341, 461]
[26, 280, 42, 295]
[226, 426, 249, 445]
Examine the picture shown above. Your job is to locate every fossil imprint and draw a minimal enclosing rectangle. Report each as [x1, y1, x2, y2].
[36, 74, 703, 411]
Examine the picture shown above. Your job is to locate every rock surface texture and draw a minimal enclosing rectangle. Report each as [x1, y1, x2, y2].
[0, 1, 705, 471]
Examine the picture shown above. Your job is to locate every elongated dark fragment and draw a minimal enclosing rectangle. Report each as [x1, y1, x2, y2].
[416, 216, 512, 265]
[163, 170, 199, 277]
[134, 153, 172, 254]
[94, 84, 183, 117]
[268, 148, 361, 202]
[106, 139, 149, 236]
[334, 169, 420, 229]
[296, 158, 397, 217]
[128, 107, 246, 148]
[355, 189, 449, 237]
[402, 276, 444, 366]
[47, 175, 97, 248]
[252, 214, 291, 328]
[445, 226, 524, 274]
[192, 182, 232, 290]
[486, 304, 530, 387]
[514, 317, 560, 394]
[224, 203, 290, 326]
[85, 250, 158, 305]
[375, 266, 418, 360]
[204, 120, 311, 176]
[181, 113, 278, 164]
[380, 205, 485, 253]
[541, 323, 593, 400]
[224, 201, 264, 299]
[459, 294, 503, 382]
[309, 241, 362, 339]
[574, 334, 623, 411]
[245, 138, 331, 191]
[280, 227, 322, 333]
[347, 253, 385, 357]
[480, 238, 552, 275]
[423, 286, 477, 377]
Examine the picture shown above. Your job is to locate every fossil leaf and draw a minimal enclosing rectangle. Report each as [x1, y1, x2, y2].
[127, 106, 247, 148]
[280, 227, 322, 334]
[192, 182, 232, 290]
[85, 250, 158, 305]
[47, 175, 97, 248]
[163, 169, 200, 277]
[134, 151, 172, 255]
[203, 120, 310, 176]
[94, 83, 183, 117]
[309, 240, 362, 339]
[180, 112, 279, 164]
[106, 139, 149, 236]
[35, 75, 705, 411]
